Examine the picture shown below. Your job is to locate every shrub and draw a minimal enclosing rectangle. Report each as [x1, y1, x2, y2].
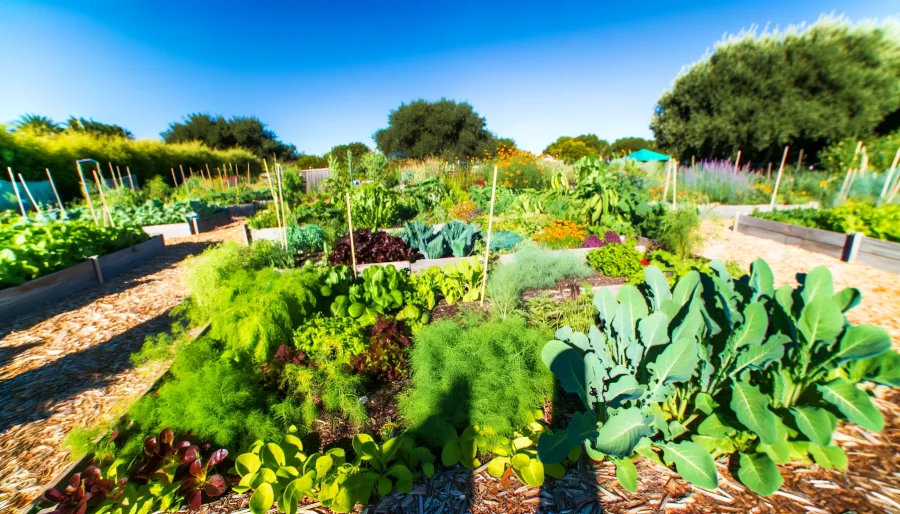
[351, 184, 402, 229]
[287, 224, 326, 254]
[399, 314, 554, 448]
[656, 207, 701, 259]
[487, 245, 593, 318]
[586, 242, 644, 279]
[328, 230, 417, 265]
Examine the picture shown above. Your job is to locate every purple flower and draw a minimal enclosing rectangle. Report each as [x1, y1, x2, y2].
[582, 231, 621, 248]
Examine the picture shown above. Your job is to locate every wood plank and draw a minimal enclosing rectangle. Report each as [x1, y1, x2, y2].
[249, 227, 283, 242]
[142, 223, 191, 239]
[226, 203, 258, 218]
[738, 217, 846, 253]
[97, 235, 165, 279]
[858, 237, 900, 260]
[0, 261, 97, 322]
[194, 211, 232, 233]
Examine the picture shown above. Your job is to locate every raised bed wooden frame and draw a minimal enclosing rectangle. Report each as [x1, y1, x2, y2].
[0, 235, 166, 323]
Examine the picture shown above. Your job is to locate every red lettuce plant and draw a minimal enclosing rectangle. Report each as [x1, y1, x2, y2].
[329, 230, 418, 265]
[352, 317, 411, 381]
[582, 231, 621, 248]
[43, 466, 124, 514]
[134, 428, 228, 509]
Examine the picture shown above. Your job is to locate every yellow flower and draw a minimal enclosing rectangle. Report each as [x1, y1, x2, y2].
[819, 180, 828, 188]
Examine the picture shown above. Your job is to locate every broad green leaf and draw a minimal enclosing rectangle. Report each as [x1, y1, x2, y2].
[834, 324, 892, 362]
[645, 337, 699, 401]
[694, 392, 718, 415]
[614, 458, 638, 492]
[692, 435, 736, 458]
[487, 457, 508, 477]
[545, 462, 566, 479]
[729, 334, 787, 378]
[775, 284, 795, 320]
[833, 287, 861, 313]
[671, 307, 704, 346]
[249, 483, 274, 514]
[661, 441, 718, 490]
[731, 302, 768, 349]
[791, 407, 837, 446]
[817, 378, 884, 432]
[594, 407, 653, 457]
[606, 373, 644, 407]
[329, 472, 374, 513]
[235, 453, 261, 476]
[644, 265, 672, 312]
[261, 443, 285, 468]
[697, 413, 736, 439]
[849, 350, 900, 387]
[749, 259, 774, 301]
[516, 458, 545, 486]
[807, 444, 848, 471]
[797, 296, 844, 344]
[441, 442, 460, 467]
[556, 327, 590, 352]
[542, 340, 586, 404]
[730, 381, 778, 445]
[315, 454, 333, 478]
[617, 284, 649, 320]
[538, 430, 572, 465]
[593, 288, 618, 324]
[800, 266, 834, 303]
[388, 464, 414, 493]
[737, 452, 783, 496]
[634, 437, 663, 465]
[566, 411, 599, 448]
[638, 311, 670, 349]
[670, 271, 700, 309]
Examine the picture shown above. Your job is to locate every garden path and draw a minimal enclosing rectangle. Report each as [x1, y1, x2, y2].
[0, 222, 245, 512]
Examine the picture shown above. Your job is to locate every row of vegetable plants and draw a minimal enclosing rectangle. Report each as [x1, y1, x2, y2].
[751, 201, 900, 243]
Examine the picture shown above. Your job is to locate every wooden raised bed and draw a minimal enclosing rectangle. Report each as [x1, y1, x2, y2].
[142, 211, 233, 241]
[0, 235, 165, 323]
[735, 214, 900, 274]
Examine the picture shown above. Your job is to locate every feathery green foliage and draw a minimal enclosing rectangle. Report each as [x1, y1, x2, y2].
[399, 314, 554, 448]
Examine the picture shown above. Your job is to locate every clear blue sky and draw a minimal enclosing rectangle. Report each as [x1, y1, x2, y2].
[0, 0, 894, 155]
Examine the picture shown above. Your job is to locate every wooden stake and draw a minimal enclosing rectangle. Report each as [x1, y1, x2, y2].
[480, 165, 499, 305]
[116, 166, 126, 190]
[107, 162, 120, 190]
[18, 173, 43, 214]
[92, 169, 115, 227]
[672, 160, 678, 209]
[277, 164, 288, 249]
[734, 150, 742, 172]
[75, 162, 97, 224]
[6, 167, 26, 216]
[770, 147, 789, 207]
[879, 147, 900, 205]
[246, 162, 251, 185]
[125, 166, 135, 190]
[263, 160, 285, 248]
[46, 169, 66, 214]
[170, 168, 178, 186]
[205, 163, 212, 182]
[767, 162, 772, 179]
[189, 167, 195, 180]
[179, 164, 188, 184]
[691, 155, 695, 167]
[345, 191, 357, 279]
[796, 149, 804, 171]
[662, 159, 672, 202]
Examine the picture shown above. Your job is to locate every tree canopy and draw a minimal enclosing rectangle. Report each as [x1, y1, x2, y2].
[610, 137, 656, 156]
[326, 142, 371, 171]
[161, 113, 297, 160]
[374, 98, 496, 160]
[66, 117, 134, 139]
[544, 134, 610, 162]
[11, 114, 63, 135]
[651, 18, 900, 164]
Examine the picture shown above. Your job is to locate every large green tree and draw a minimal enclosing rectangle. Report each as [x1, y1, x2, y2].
[374, 98, 496, 160]
[651, 18, 900, 164]
[10, 114, 62, 135]
[66, 117, 134, 139]
[544, 134, 610, 162]
[162, 113, 297, 160]
[610, 137, 656, 156]
[326, 142, 371, 171]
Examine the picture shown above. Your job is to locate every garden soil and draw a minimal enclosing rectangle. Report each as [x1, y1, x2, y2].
[0, 222, 246, 512]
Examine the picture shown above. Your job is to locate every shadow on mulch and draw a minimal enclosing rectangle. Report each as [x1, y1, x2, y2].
[0, 341, 42, 367]
[0, 240, 210, 338]
[0, 310, 174, 434]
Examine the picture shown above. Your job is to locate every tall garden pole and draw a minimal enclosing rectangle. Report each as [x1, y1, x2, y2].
[734, 150, 741, 172]
[767, 162, 772, 179]
[179, 164, 188, 184]
[345, 191, 358, 279]
[263, 160, 285, 249]
[125, 166, 136, 190]
[769, 146, 789, 207]
[76, 161, 98, 224]
[672, 160, 678, 209]
[662, 159, 672, 202]
[6, 167, 26, 216]
[246, 163, 251, 185]
[480, 165, 499, 305]
[205, 163, 212, 182]
[878, 147, 900, 206]
[46, 169, 66, 214]
[170, 168, 178, 186]
[116, 166, 125, 189]
[18, 173, 43, 214]
[107, 162, 120, 190]
[795, 149, 804, 171]
[92, 169, 115, 227]
[276, 164, 288, 249]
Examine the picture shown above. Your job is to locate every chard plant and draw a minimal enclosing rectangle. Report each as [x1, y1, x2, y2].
[539, 261, 899, 497]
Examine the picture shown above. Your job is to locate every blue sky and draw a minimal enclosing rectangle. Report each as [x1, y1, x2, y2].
[0, 0, 895, 155]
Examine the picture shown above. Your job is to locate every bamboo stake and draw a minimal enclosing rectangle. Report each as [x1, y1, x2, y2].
[263, 160, 285, 248]
[125, 166, 136, 190]
[796, 149, 804, 171]
[179, 164, 187, 184]
[217, 167, 225, 188]
[888, 168, 900, 203]
[92, 169, 115, 227]
[205, 163, 212, 182]
[107, 162, 120, 190]
[6, 167, 26, 216]
[672, 160, 678, 209]
[116, 166, 125, 190]
[770, 147, 789, 207]
[75, 162, 97, 224]
[767, 162, 772, 179]
[859, 147, 869, 178]
[880, 147, 900, 205]
[345, 191, 357, 279]
[18, 173, 43, 214]
[246, 163, 251, 185]
[480, 165, 499, 305]
[170, 168, 178, 186]
[46, 169, 66, 214]
[691, 155, 695, 167]
[277, 164, 288, 249]
[662, 159, 672, 202]
[734, 150, 742, 172]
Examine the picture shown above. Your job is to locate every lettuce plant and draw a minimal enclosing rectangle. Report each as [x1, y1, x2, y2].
[328, 230, 417, 265]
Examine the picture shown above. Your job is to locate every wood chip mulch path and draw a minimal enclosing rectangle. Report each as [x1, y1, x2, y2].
[0, 223, 245, 512]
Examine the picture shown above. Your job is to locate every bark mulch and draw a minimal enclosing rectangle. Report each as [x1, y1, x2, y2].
[0, 223, 245, 512]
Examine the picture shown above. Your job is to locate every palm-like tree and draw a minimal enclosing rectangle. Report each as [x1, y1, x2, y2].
[12, 114, 62, 135]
